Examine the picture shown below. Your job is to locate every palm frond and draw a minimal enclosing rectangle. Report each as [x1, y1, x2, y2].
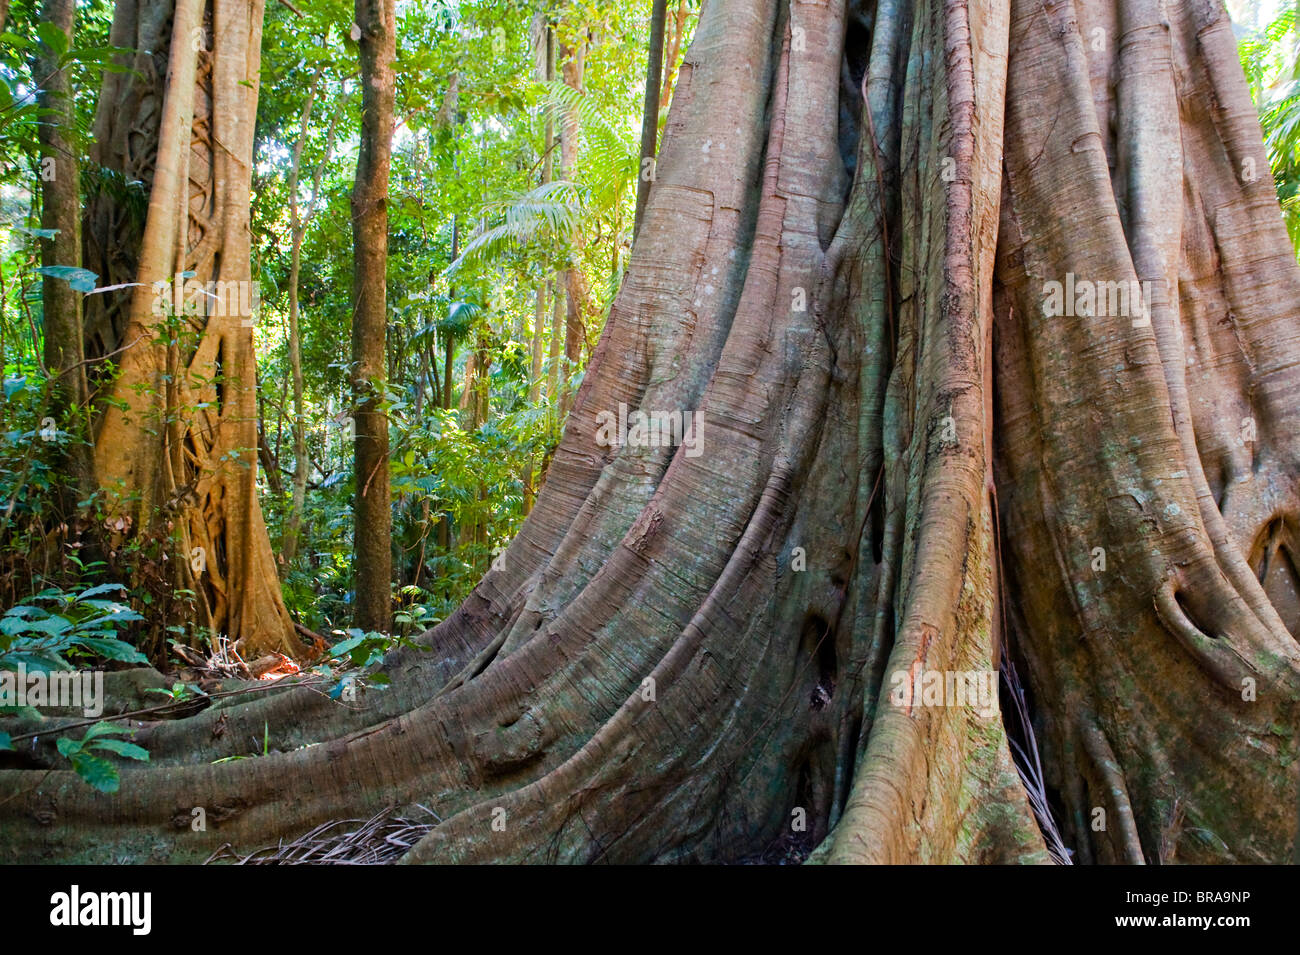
[447, 180, 586, 276]
[537, 81, 638, 213]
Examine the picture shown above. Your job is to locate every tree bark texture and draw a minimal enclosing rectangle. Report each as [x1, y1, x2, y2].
[350, 0, 396, 634]
[2, 0, 1297, 866]
[81, 0, 304, 659]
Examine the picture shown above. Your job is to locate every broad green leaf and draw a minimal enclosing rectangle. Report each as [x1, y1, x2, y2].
[327, 633, 367, 657]
[77, 584, 128, 601]
[35, 21, 69, 56]
[75, 608, 144, 628]
[3, 605, 49, 620]
[0, 650, 73, 672]
[71, 637, 148, 664]
[90, 739, 149, 761]
[69, 752, 119, 793]
[79, 721, 125, 742]
[9, 615, 72, 636]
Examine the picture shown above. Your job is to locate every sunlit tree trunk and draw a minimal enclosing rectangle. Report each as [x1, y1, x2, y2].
[350, 0, 396, 634]
[282, 80, 345, 567]
[659, 0, 689, 107]
[282, 67, 345, 567]
[523, 284, 546, 515]
[634, 0, 667, 235]
[4, 0, 1297, 866]
[281, 67, 322, 567]
[456, 331, 490, 571]
[523, 18, 557, 516]
[558, 30, 588, 418]
[436, 219, 457, 568]
[81, 0, 303, 659]
[547, 276, 563, 426]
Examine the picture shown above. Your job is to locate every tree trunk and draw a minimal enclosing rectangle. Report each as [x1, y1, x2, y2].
[523, 284, 546, 514]
[36, 0, 94, 502]
[456, 332, 491, 570]
[436, 218, 459, 565]
[988, 0, 1300, 863]
[659, 0, 689, 107]
[523, 19, 557, 516]
[547, 276, 563, 423]
[255, 398, 282, 495]
[281, 66, 325, 566]
[281, 68, 321, 566]
[350, 0, 396, 634]
[558, 34, 589, 419]
[634, 0, 667, 236]
[282, 78, 345, 567]
[3, 0, 1298, 866]
[82, 0, 304, 660]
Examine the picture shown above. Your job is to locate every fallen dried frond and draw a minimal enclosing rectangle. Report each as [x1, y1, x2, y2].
[204, 805, 441, 865]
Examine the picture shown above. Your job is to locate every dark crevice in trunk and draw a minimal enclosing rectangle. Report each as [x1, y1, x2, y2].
[837, 0, 875, 182]
[801, 613, 838, 709]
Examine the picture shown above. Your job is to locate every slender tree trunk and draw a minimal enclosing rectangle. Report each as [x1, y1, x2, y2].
[436, 218, 458, 564]
[511, 301, 524, 343]
[4, 0, 1298, 868]
[350, 0, 396, 634]
[254, 387, 283, 496]
[281, 66, 323, 566]
[558, 34, 588, 419]
[547, 276, 563, 423]
[36, 0, 93, 501]
[634, 0, 667, 236]
[457, 353, 475, 413]
[539, 29, 563, 428]
[523, 284, 546, 514]
[456, 333, 490, 569]
[659, 0, 689, 107]
[441, 229, 457, 426]
[283, 77, 346, 566]
[523, 20, 557, 515]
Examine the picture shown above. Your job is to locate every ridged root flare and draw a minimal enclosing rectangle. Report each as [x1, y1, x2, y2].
[1, 0, 1297, 864]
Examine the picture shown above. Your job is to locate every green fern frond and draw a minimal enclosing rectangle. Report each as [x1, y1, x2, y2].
[447, 180, 587, 275]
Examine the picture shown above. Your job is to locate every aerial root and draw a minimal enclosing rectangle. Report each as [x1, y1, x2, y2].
[1080, 721, 1145, 864]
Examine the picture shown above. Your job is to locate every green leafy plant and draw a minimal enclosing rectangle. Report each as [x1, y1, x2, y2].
[311, 628, 433, 700]
[52, 721, 149, 793]
[0, 584, 150, 790]
[1239, 7, 1300, 251]
[0, 583, 147, 673]
[144, 681, 204, 705]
